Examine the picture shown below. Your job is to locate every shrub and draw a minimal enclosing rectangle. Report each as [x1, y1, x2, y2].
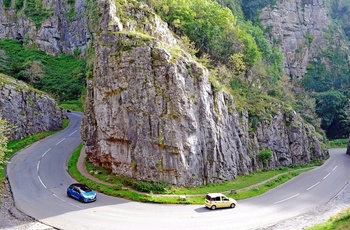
[258, 149, 273, 165]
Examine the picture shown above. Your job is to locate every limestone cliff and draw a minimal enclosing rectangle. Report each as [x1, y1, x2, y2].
[0, 0, 90, 55]
[0, 74, 63, 140]
[260, 0, 330, 77]
[81, 1, 328, 187]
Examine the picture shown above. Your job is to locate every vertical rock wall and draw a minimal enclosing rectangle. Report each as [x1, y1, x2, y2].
[0, 0, 90, 55]
[81, 1, 328, 187]
[260, 0, 330, 77]
[0, 74, 63, 140]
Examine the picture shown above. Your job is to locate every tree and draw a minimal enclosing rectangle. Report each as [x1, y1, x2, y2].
[316, 90, 347, 129]
[0, 118, 11, 166]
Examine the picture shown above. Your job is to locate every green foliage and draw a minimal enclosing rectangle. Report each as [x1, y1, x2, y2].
[249, 113, 260, 131]
[330, 0, 350, 41]
[1, 122, 67, 186]
[153, 0, 261, 67]
[73, 146, 315, 204]
[0, 119, 11, 166]
[229, 76, 286, 118]
[134, 181, 169, 193]
[2, 0, 11, 8]
[15, 0, 24, 11]
[327, 139, 349, 149]
[24, 0, 53, 28]
[59, 100, 84, 112]
[305, 30, 315, 47]
[241, 0, 277, 21]
[315, 90, 349, 138]
[294, 89, 321, 130]
[258, 149, 273, 165]
[0, 50, 10, 73]
[0, 39, 86, 102]
[216, 0, 244, 19]
[306, 208, 350, 230]
[303, 48, 350, 93]
[301, 44, 350, 138]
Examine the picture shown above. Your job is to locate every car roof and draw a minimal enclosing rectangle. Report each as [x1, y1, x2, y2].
[70, 183, 88, 188]
[207, 193, 225, 197]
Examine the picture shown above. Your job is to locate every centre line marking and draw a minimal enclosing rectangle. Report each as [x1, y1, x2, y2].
[307, 182, 320, 191]
[38, 176, 47, 189]
[41, 148, 51, 158]
[56, 138, 66, 145]
[52, 194, 83, 209]
[69, 130, 77, 136]
[274, 193, 300, 204]
[332, 166, 338, 171]
[323, 173, 331, 180]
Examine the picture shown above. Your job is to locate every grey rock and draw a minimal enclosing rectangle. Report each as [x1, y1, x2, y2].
[0, 74, 63, 140]
[260, 0, 330, 77]
[81, 1, 328, 187]
[0, 0, 90, 56]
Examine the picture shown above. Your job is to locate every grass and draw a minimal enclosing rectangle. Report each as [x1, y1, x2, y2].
[0, 119, 69, 188]
[0, 117, 337, 211]
[327, 139, 349, 149]
[59, 100, 84, 112]
[0, 39, 86, 102]
[306, 208, 350, 230]
[70, 148, 316, 204]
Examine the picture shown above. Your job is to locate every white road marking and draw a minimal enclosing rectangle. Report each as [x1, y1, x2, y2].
[55, 138, 66, 145]
[38, 176, 47, 189]
[323, 173, 331, 180]
[37, 161, 40, 172]
[332, 166, 338, 171]
[52, 194, 83, 209]
[274, 193, 300, 204]
[69, 130, 77, 136]
[41, 148, 51, 158]
[307, 182, 320, 191]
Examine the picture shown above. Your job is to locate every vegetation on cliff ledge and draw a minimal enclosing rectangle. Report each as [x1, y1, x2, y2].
[0, 39, 86, 103]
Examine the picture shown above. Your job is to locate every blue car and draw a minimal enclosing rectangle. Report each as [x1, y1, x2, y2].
[67, 183, 97, 203]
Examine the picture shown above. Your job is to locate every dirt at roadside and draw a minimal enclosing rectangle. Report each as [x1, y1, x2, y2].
[0, 180, 54, 230]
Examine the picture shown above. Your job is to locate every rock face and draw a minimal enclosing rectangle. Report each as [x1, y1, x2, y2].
[260, 0, 330, 77]
[0, 0, 90, 55]
[0, 74, 63, 140]
[81, 1, 328, 187]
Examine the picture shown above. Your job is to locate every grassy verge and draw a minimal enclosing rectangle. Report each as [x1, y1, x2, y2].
[59, 100, 84, 112]
[69, 146, 316, 204]
[306, 208, 350, 230]
[0, 119, 69, 187]
[327, 139, 349, 149]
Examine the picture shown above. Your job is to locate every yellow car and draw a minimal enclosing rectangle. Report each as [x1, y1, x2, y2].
[205, 193, 237, 210]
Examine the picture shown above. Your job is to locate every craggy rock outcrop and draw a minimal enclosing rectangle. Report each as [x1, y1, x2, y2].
[0, 0, 90, 55]
[260, 0, 330, 77]
[81, 1, 328, 187]
[0, 74, 63, 140]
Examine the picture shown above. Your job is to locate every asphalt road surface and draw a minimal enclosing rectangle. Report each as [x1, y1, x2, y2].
[6, 112, 350, 230]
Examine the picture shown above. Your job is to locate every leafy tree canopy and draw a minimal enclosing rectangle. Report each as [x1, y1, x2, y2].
[153, 0, 261, 67]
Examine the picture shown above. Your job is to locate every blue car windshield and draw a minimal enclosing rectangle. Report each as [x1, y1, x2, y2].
[80, 186, 92, 192]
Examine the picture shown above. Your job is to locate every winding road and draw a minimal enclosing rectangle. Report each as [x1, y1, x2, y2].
[6, 112, 350, 230]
